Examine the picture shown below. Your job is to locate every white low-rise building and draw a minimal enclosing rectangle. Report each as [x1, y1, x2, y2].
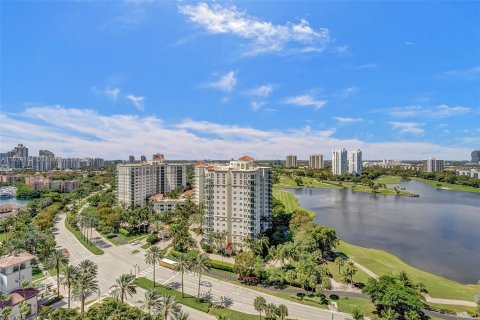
[149, 190, 193, 213]
[0, 253, 38, 320]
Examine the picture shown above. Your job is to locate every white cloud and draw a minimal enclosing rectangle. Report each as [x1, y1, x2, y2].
[92, 86, 121, 101]
[389, 122, 424, 135]
[443, 66, 480, 80]
[355, 63, 378, 70]
[389, 105, 470, 118]
[206, 71, 237, 92]
[405, 41, 414, 46]
[179, 3, 330, 55]
[248, 85, 273, 97]
[125, 94, 145, 111]
[0, 106, 472, 160]
[284, 95, 326, 110]
[337, 86, 358, 98]
[335, 117, 362, 123]
[251, 101, 266, 111]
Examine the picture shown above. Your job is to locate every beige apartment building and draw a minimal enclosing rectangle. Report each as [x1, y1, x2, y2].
[194, 156, 272, 248]
[116, 160, 187, 208]
[285, 154, 297, 168]
[309, 154, 324, 169]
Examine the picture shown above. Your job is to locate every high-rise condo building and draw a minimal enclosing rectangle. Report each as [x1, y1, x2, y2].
[332, 149, 348, 175]
[348, 149, 363, 175]
[422, 158, 444, 173]
[309, 154, 324, 169]
[285, 155, 297, 168]
[194, 156, 272, 248]
[472, 150, 480, 163]
[116, 159, 187, 207]
[128, 155, 135, 164]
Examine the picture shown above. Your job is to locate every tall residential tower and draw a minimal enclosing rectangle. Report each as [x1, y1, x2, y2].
[348, 150, 363, 175]
[332, 149, 348, 175]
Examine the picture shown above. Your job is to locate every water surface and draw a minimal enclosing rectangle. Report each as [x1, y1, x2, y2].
[287, 180, 480, 284]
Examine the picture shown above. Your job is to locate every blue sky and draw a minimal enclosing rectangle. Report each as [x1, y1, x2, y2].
[1, 1, 479, 160]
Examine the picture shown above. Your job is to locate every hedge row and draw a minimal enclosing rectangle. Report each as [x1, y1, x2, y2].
[170, 250, 235, 273]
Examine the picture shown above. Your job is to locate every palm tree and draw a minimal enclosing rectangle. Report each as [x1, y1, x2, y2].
[265, 303, 277, 319]
[48, 249, 69, 298]
[62, 265, 79, 308]
[284, 270, 296, 286]
[110, 273, 137, 303]
[21, 280, 30, 298]
[73, 260, 99, 314]
[174, 254, 192, 298]
[138, 289, 161, 316]
[19, 300, 31, 320]
[174, 311, 191, 320]
[193, 253, 210, 298]
[334, 256, 345, 274]
[404, 311, 421, 320]
[0, 306, 12, 320]
[144, 246, 164, 287]
[253, 296, 266, 319]
[156, 294, 181, 320]
[381, 308, 399, 320]
[276, 304, 288, 320]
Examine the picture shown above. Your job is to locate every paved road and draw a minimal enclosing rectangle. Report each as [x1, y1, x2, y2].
[52, 213, 352, 320]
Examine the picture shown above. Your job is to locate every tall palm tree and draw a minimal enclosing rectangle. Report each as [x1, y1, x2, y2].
[276, 304, 288, 320]
[138, 289, 161, 316]
[144, 246, 164, 287]
[62, 265, 79, 308]
[334, 257, 345, 274]
[254, 296, 266, 319]
[193, 253, 210, 298]
[0, 306, 12, 320]
[404, 311, 421, 320]
[110, 273, 137, 303]
[381, 308, 399, 320]
[156, 294, 181, 320]
[48, 249, 69, 298]
[73, 260, 99, 314]
[21, 280, 30, 299]
[174, 311, 191, 320]
[174, 254, 192, 298]
[19, 300, 31, 320]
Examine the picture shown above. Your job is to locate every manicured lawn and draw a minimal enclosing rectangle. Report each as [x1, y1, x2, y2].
[327, 261, 371, 285]
[116, 232, 149, 243]
[374, 175, 402, 185]
[98, 230, 121, 246]
[273, 189, 316, 216]
[427, 302, 477, 314]
[136, 277, 259, 319]
[335, 296, 376, 316]
[413, 178, 480, 193]
[337, 241, 480, 300]
[65, 219, 104, 255]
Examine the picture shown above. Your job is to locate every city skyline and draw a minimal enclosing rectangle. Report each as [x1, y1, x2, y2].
[1, 1, 479, 160]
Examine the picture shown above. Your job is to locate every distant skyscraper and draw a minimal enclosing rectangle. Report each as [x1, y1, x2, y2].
[129, 155, 135, 164]
[140, 155, 147, 162]
[332, 149, 348, 175]
[422, 158, 444, 173]
[39, 150, 55, 158]
[309, 154, 324, 169]
[13, 144, 28, 159]
[348, 150, 363, 175]
[472, 150, 480, 163]
[285, 155, 297, 168]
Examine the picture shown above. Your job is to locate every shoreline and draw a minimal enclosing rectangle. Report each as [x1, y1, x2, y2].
[273, 179, 480, 300]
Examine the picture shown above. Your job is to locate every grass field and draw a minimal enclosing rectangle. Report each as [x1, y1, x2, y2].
[65, 219, 104, 255]
[337, 241, 480, 301]
[374, 175, 402, 184]
[327, 261, 371, 284]
[273, 189, 316, 216]
[413, 178, 480, 193]
[427, 302, 478, 314]
[335, 296, 376, 316]
[136, 277, 259, 320]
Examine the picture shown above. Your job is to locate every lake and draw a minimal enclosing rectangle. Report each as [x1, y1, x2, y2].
[0, 197, 31, 206]
[286, 180, 480, 284]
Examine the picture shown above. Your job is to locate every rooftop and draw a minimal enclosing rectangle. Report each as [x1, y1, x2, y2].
[0, 288, 38, 308]
[0, 252, 36, 268]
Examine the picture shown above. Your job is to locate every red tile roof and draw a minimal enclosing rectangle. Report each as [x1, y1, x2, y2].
[0, 252, 36, 268]
[238, 155, 254, 161]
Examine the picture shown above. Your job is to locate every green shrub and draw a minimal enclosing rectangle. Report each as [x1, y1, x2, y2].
[119, 228, 130, 236]
[211, 260, 235, 273]
[201, 242, 213, 253]
[146, 234, 158, 245]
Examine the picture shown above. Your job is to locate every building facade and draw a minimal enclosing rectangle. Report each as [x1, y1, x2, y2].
[348, 149, 363, 175]
[456, 169, 480, 179]
[25, 175, 80, 193]
[285, 155, 297, 168]
[472, 150, 480, 163]
[116, 160, 187, 207]
[195, 156, 272, 247]
[422, 158, 444, 173]
[309, 154, 324, 169]
[332, 149, 348, 175]
[0, 253, 38, 320]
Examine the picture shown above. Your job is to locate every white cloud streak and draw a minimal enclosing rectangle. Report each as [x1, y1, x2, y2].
[443, 66, 480, 80]
[126, 94, 145, 111]
[1, 106, 471, 160]
[206, 71, 237, 92]
[334, 117, 363, 123]
[179, 2, 330, 55]
[248, 85, 273, 98]
[284, 95, 326, 110]
[389, 122, 424, 135]
[389, 105, 471, 118]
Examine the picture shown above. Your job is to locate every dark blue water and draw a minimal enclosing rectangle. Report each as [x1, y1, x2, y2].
[287, 180, 480, 284]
